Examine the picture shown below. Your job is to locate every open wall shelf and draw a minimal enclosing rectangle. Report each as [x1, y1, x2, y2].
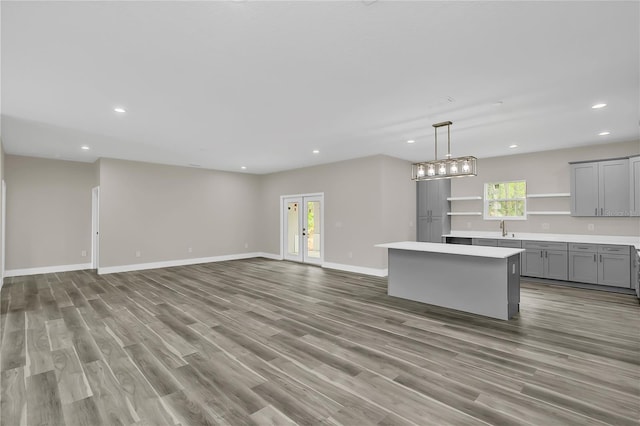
[447, 196, 482, 201]
[527, 193, 571, 198]
[527, 211, 572, 215]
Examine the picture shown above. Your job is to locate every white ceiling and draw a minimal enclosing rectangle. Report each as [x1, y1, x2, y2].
[2, 1, 639, 174]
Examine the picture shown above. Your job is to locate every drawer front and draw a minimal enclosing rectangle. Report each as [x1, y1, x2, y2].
[598, 245, 630, 254]
[498, 240, 522, 248]
[569, 243, 597, 253]
[523, 241, 568, 251]
[473, 238, 498, 247]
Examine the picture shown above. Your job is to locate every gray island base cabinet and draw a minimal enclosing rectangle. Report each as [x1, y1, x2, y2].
[376, 242, 523, 320]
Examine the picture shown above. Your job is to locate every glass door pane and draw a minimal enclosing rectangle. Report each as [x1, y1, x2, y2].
[304, 198, 322, 264]
[284, 198, 303, 261]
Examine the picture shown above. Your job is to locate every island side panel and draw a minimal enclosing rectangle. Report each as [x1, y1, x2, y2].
[387, 248, 511, 320]
[507, 254, 521, 318]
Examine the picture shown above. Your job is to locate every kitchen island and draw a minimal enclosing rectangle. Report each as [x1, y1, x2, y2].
[376, 241, 524, 320]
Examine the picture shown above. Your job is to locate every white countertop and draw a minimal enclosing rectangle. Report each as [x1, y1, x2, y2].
[376, 241, 524, 259]
[443, 231, 640, 250]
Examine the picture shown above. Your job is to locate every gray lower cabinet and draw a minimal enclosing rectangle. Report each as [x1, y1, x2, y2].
[634, 250, 640, 297]
[472, 238, 498, 247]
[522, 241, 568, 280]
[568, 243, 631, 288]
[569, 251, 598, 284]
[598, 253, 630, 288]
[417, 216, 447, 243]
[523, 249, 545, 277]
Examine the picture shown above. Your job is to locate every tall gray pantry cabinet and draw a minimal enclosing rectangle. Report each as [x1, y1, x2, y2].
[416, 180, 451, 243]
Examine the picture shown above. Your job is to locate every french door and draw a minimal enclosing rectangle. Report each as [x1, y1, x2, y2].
[283, 194, 323, 265]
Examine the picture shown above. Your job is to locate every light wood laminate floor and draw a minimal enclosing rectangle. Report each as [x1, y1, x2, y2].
[1, 258, 639, 425]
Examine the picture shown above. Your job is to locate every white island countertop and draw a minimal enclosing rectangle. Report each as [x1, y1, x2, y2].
[376, 241, 524, 259]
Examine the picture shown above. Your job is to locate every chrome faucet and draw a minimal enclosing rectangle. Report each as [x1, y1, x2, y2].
[499, 220, 507, 237]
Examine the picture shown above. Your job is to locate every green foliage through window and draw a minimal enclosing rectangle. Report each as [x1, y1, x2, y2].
[484, 180, 527, 219]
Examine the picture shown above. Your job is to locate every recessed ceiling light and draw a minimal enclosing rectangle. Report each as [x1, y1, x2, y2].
[407, 140, 415, 144]
[598, 131, 610, 136]
[241, 166, 247, 170]
[114, 107, 126, 113]
[592, 103, 607, 109]
[312, 150, 320, 154]
[509, 144, 518, 149]
[81, 145, 90, 150]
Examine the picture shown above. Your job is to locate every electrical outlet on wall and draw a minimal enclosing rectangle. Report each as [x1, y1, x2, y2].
[466, 222, 472, 228]
[244, 243, 249, 249]
[588, 223, 595, 231]
[81, 250, 87, 257]
[542, 223, 550, 230]
[348, 251, 353, 259]
[188, 247, 193, 253]
[135, 250, 141, 258]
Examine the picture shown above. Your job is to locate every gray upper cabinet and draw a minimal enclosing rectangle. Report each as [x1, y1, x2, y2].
[599, 159, 629, 216]
[630, 156, 640, 216]
[571, 162, 599, 216]
[570, 158, 630, 217]
[416, 180, 451, 243]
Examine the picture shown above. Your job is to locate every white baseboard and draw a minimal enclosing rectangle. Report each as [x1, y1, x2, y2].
[97, 252, 270, 275]
[5, 263, 93, 278]
[3, 255, 386, 280]
[257, 252, 283, 261]
[322, 262, 388, 277]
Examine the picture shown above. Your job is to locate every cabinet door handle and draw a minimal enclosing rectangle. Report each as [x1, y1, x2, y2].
[593, 254, 596, 262]
[595, 208, 598, 215]
[599, 254, 602, 263]
[540, 251, 543, 258]
[600, 207, 603, 216]
[545, 251, 548, 258]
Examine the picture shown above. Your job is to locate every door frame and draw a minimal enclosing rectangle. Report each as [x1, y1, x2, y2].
[91, 186, 100, 269]
[280, 192, 324, 265]
[1, 180, 5, 284]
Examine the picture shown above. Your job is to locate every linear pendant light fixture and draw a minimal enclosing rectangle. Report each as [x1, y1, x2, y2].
[411, 121, 477, 180]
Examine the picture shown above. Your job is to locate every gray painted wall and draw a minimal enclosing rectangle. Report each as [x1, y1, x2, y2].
[258, 155, 415, 270]
[5, 155, 96, 270]
[98, 158, 261, 268]
[4, 140, 636, 274]
[450, 140, 640, 236]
